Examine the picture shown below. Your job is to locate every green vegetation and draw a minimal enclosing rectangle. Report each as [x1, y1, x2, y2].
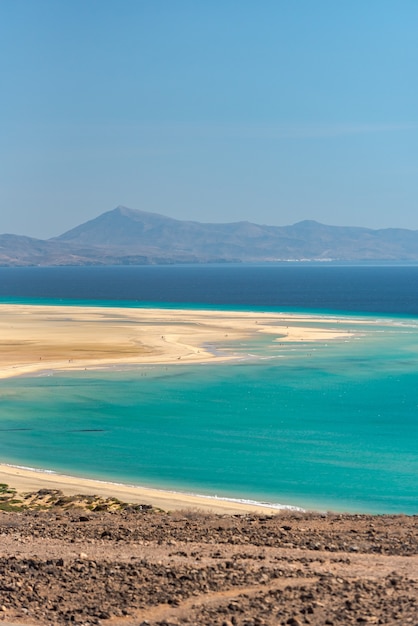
[0, 483, 27, 511]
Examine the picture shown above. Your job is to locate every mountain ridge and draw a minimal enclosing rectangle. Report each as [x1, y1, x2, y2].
[1, 206, 418, 266]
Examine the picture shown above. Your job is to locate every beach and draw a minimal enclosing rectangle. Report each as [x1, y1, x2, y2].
[0, 463, 282, 515]
[0, 303, 354, 379]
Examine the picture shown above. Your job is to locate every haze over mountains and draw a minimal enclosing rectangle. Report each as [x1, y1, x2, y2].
[2, 206, 418, 266]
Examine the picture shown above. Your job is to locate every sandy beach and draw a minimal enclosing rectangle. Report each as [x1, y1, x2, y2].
[0, 463, 283, 515]
[0, 303, 354, 379]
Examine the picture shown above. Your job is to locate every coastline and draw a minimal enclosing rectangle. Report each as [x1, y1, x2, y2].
[0, 463, 295, 515]
[0, 303, 355, 379]
[1, 303, 412, 516]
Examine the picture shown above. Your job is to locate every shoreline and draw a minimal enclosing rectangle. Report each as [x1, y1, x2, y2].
[0, 463, 299, 515]
[0, 302, 361, 380]
[1, 303, 409, 517]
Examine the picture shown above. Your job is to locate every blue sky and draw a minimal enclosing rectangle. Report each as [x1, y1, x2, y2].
[1, 1, 417, 238]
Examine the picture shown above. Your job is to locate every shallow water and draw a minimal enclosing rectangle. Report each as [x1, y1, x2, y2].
[1, 314, 417, 514]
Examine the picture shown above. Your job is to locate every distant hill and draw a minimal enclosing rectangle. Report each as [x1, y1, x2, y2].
[1, 205, 418, 265]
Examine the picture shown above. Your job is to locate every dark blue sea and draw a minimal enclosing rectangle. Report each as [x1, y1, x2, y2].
[1, 264, 418, 313]
[0, 265, 417, 514]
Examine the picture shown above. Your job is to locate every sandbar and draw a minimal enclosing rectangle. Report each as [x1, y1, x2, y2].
[0, 303, 355, 379]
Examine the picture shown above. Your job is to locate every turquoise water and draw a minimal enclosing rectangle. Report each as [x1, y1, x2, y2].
[0, 311, 417, 514]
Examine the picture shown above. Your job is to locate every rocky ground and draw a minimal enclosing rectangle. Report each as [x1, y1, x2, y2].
[0, 488, 417, 625]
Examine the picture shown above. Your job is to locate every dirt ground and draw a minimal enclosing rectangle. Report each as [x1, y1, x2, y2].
[0, 490, 417, 626]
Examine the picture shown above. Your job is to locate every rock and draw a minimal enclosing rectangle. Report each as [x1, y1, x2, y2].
[0, 508, 417, 625]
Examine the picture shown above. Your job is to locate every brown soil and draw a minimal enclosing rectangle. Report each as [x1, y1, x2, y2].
[0, 490, 417, 626]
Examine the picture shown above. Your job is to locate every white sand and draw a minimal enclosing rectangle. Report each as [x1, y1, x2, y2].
[0, 303, 354, 379]
[0, 464, 291, 515]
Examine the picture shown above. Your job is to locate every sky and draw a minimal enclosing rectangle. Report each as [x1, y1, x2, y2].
[1, 0, 418, 238]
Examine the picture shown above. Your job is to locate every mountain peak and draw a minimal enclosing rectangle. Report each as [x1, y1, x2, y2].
[113, 205, 135, 216]
[110, 206, 181, 223]
[3, 207, 418, 266]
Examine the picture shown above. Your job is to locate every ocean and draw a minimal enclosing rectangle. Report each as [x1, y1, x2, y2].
[0, 264, 417, 514]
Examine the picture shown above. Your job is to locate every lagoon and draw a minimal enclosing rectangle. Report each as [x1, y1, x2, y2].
[0, 303, 417, 514]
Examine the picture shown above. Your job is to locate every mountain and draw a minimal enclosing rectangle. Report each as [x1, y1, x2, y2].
[1, 206, 418, 266]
